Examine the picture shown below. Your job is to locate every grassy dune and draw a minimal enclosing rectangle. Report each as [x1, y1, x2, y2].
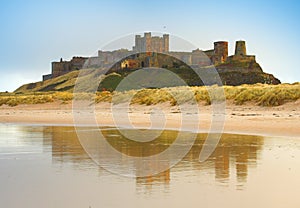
[1, 83, 299, 107]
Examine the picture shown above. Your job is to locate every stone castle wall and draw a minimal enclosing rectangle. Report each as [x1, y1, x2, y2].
[49, 57, 87, 79]
[44, 34, 257, 81]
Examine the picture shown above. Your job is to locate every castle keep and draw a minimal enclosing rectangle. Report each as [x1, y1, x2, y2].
[43, 32, 256, 80]
[133, 32, 169, 53]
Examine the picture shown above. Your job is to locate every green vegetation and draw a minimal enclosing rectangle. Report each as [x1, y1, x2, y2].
[2, 83, 299, 107]
[15, 71, 80, 93]
[15, 61, 280, 96]
[97, 73, 123, 92]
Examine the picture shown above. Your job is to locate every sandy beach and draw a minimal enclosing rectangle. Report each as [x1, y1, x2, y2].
[0, 100, 299, 138]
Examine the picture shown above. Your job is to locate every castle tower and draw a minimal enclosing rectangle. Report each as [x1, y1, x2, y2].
[235, 40, 246, 56]
[132, 32, 170, 53]
[213, 41, 228, 64]
[133, 35, 142, 52]
[144, 32, 152, 52]
[163, 34, 169, 52]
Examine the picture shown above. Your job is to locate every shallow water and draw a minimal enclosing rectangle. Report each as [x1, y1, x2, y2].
[0, 124, 300, 208]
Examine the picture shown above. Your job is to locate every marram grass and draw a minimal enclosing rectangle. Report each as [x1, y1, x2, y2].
[1, 83, 299, 107]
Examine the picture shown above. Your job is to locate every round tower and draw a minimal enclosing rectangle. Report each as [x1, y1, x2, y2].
[235, 40, 246, 56]
[214, 41, 228, 63]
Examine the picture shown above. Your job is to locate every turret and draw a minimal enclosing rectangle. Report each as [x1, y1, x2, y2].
[163, 34, 169, 52]
[133, 35, 142, 52]
[235, 40, 246, 56]
[144, 32, 152, 52]
[213, 41, 228, 64]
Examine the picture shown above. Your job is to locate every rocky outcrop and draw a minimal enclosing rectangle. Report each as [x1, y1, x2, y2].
[216, 60, 280, 85]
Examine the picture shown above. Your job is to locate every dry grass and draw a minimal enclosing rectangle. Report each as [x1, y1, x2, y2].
[0, 93, 54, 106]
[97, 83, 300, 106]
[224, 83, 300, 106]
[1, 83, 300, 107]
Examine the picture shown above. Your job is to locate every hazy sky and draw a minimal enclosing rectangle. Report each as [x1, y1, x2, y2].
[0, 0, 299, 91]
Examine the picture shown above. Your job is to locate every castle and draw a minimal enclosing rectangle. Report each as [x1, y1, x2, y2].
[43, 32, 256, 81]
[133, 32, 169, 53]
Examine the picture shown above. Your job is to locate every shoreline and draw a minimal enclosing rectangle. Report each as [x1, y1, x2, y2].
[1, 122, 298, 140]
[1, 101, 300, 138]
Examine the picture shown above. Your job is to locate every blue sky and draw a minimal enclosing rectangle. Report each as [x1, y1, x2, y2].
[0, 0, 299, 91]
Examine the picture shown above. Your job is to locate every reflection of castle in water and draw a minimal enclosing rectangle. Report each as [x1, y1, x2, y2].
[195, 134, 263, 185]
[43, 126, 263, 190]
[43, 126, 91, 165]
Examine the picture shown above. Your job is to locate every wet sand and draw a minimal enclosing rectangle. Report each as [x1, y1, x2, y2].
[0, 100, 299, 138]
